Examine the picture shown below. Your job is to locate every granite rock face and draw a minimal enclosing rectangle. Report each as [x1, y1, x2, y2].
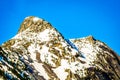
[0, 16, 120, 80]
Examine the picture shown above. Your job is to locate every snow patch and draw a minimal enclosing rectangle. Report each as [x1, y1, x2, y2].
[61, 59, 69, 68]
[33, 17, 42, 22]
[61, 42, 67, 47]
[71, 48, 78, 56]
[28, 43, 37, 61]
[32, 62, 49, 79]
[53, 66, 68, 80]
[53, 59, 69, 80]
[40, 45, 57, 66]
[37, 29, 50, 41]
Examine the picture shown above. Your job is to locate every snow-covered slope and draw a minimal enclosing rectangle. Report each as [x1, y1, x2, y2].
[0, 16, 120, 80]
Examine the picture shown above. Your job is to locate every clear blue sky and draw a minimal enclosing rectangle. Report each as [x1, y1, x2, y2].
[0, 0, 120, 55]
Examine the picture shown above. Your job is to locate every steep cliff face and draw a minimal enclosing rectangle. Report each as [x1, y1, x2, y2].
[0, 16, 120, 80]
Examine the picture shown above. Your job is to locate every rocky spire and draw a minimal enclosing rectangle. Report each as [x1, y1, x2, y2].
[18, 16, 52, 33]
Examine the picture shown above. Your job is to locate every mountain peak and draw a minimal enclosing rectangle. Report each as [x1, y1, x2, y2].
[18, 16, 52, 34]
[0, 16, 120, 80]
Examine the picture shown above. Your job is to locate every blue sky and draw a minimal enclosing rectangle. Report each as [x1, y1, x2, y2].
[0, 0, 120, 55]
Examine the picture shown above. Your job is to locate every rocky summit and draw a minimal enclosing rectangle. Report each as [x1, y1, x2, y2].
[0, 16, 120, 80]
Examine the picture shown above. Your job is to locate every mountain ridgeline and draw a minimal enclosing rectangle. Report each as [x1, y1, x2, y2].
[0, 16, 120, 80]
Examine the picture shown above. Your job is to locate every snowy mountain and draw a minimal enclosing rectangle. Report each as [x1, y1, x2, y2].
[0, 16, 120, 80]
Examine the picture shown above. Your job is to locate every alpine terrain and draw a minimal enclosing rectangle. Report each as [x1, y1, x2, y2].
[0, 16, 120, 80]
